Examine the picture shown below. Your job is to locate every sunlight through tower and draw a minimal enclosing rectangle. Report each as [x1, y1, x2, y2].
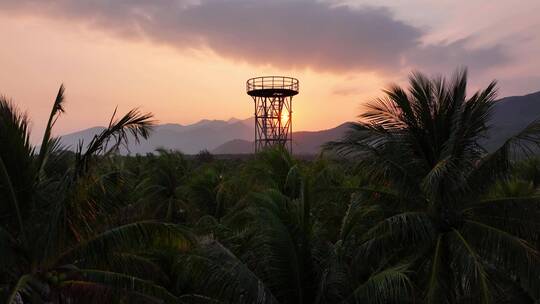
[246, 76, 299, 153]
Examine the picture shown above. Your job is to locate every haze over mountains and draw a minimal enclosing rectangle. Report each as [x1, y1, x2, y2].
[59, 118, 255, 155]
[59, 91, 540, 155]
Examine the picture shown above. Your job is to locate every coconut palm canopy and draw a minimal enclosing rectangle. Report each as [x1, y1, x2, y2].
[1, 69, 540, 303]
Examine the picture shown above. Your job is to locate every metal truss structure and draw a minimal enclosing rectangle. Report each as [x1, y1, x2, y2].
[246, 76, 299, 153]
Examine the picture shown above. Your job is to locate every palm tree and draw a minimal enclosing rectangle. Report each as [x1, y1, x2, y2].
[328, 69, 540, 303]
[144, 149, 191, 222]
[0, 86, 195, 303]
[185, 164, 227, 220]
[173, 149, 412, 304]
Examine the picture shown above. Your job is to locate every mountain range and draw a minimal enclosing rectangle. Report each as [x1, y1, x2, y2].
[59, 90, 540, 155]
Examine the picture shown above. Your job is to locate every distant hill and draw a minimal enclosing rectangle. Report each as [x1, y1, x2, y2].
[59, 118, 253, 154]
[59, 91, 540, 155]
[292, 123, 351, 154]
[212, 139, 253, 154]
[59, 127, 107, 150]
[211, 123, 352, 154]
[485, 90, 540, 150]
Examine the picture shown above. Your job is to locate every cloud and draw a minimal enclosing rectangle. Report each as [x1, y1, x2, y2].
[0, 0, 510, 73]
[407, 37, 508, 73]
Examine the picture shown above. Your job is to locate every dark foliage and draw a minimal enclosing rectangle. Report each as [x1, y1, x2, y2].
[2, 71, 540, 303]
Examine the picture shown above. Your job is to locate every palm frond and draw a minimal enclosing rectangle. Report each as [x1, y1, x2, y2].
[424, 234, 450, 304]
[0, 157, 26, 243]
[464, 195, 540, 241]
[63, 269, 177, 303]
[0, 97, 35, 233]
[77, 252, 169, 284]
[314, 244, 352, 303]
[36, 84, 66, 179]
[451, 229, 492, 304]
[359, 212, 436, 260]
[55, 222, 195, 267]
[346, 264, 412, 304]
[470, 119, 540, 191]
[461, 220, 540, 298]
[362, 95, 408, 130]
[173, 240, 279, 304]
[224, 189, 320, 303]
[5, 274, 32, 304]
[75, 108, 155, 177]
[178, 294, 225, 304]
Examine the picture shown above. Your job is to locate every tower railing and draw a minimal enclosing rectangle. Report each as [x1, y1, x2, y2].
[247, 76, 299, 92]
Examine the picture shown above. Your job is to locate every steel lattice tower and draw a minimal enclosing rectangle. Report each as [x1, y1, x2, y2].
[246, 76, 299, 153]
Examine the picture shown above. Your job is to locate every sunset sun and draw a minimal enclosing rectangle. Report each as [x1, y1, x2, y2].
[281, 110, 289, 124]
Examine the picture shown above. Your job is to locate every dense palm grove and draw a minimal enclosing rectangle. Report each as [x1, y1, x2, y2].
[2, 70, 540, 303]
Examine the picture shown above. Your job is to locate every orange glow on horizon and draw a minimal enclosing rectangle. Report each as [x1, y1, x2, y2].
[0, 14, 386, 144]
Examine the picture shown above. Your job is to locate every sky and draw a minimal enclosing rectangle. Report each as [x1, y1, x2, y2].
[0, 0, 539, 142]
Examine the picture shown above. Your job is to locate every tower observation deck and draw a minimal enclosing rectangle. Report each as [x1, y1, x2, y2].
[246, 76, 299, 153]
